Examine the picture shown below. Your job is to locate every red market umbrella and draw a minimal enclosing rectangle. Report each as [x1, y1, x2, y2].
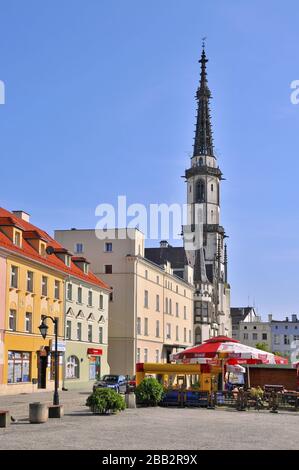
[171, 335, 288, 365]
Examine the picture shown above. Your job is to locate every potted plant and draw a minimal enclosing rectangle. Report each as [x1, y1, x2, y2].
[86, 388, 126, 415]
[135, 377, 164, 406]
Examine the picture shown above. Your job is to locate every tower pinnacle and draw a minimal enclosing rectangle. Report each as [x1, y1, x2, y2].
[193, 45, 214, 158]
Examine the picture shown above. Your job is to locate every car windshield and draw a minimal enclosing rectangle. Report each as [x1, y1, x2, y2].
[102, 375, 118, 383]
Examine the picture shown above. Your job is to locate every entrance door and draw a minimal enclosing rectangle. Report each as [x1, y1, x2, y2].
[38, 354, 47, 389]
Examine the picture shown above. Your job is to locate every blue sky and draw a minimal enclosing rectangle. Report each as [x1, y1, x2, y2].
[0, 1, 298, 318]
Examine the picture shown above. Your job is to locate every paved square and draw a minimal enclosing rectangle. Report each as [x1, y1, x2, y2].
[0, 389, 298, 450]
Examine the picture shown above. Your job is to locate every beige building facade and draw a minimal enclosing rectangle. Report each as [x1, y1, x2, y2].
[55, 228, 194, 376]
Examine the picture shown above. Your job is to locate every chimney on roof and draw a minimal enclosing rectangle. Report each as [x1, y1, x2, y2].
[268, 314, 273, 322]
[292, 314, 297, 322]
[12, 210, 30, 223]
[160, 240, 169, 248]
[286, 316, 289, 322]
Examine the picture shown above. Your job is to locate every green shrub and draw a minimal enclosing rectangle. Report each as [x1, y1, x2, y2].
[135, 377, 164, 406]
[86, 388, 126, 414]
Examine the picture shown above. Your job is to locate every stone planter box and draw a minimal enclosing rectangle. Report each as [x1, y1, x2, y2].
[0, 410, 10, 428]
[48, 405, 64, 418]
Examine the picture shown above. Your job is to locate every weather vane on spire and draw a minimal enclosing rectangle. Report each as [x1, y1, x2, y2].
[202, 36, 207, 49]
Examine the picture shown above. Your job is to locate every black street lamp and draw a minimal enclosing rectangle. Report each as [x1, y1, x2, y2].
[39, 316, 60, 406]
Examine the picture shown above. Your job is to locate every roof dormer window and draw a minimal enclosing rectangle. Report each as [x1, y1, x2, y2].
[14, 230, 22, 248]
[40, 242, 47, 257]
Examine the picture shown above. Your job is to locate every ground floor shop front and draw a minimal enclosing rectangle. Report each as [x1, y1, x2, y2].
[63, 341, 109, 390]
[0, 332, 64, 395]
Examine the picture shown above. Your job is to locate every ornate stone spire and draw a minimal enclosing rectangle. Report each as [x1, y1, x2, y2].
[193, 43, 214, 157]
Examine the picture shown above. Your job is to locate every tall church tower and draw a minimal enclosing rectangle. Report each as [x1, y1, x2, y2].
[184, 45, 231, 342]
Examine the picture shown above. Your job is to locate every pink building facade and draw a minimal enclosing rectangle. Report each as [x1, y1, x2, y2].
[0, 252, 6, 386]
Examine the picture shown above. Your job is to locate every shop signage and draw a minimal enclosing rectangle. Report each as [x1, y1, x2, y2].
[50, 340, 66, 352]
[87, 348, 102, 356]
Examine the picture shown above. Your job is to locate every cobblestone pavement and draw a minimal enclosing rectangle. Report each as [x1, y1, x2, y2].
[0, 389, 298, 450]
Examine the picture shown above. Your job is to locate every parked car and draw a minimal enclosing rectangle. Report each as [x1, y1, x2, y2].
[126, 375, 136, 392]
[93, 375, 127, 394]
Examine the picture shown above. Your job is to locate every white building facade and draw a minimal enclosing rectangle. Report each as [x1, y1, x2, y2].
[55, 228, 194, 376]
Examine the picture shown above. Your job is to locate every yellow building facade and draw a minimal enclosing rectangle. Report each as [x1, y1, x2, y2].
[1, 255, 65, 395]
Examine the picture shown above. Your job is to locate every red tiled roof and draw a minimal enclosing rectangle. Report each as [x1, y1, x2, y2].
[0, 207, 109, 291]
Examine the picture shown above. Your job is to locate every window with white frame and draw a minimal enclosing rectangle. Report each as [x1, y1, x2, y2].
[144, 318, 149, 336]
[75, 243, 84, 254]
[184, 328, 187, 343]
[25, 312, 32, 333]
[155, 349, 159, 363]
[144, 348, 148, 363]
[99, 294, 104, 309]
[169, 299, 172, 315]
[189, 330, 192, 343]
[42, 276, 48, 296]
[54, 280, 60, 300]
[66, 355, 80, 379]
[99, 326, 103, 344]
[176, 325, 179, 341]
[77, 322, 82, 341]
[166, 323, 171, 339]
[156, 294, 160, 312]
[26, 271, 34, 293]
[274, 334, 280, 345]
[66, 320, 72, 340]
[184, 306, 187, 320]
[14, 230, 21, 247]
[144, 290, 148, 308]
[9, 310, 16, 331]
[156, 320, 160, 337]
[88, 290, 93, 307]
[137, 317, 141, 335]
[67, 283, 72, 301]
[77, 286, 82, 303]
[137, 348, 141, 363]
[176, 302, 179, 317]
[105, 242, 112, 252]
[88, 324, 93, 342]
[10, 266, 18, 288]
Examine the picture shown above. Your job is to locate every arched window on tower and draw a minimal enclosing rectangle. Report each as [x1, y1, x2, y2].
[196, 180, 205, 203]
[198, 157, 203, 166]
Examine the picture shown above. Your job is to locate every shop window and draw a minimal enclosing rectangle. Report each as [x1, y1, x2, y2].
[7, 351, 30, 383]
[89, 356, 101, 380]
